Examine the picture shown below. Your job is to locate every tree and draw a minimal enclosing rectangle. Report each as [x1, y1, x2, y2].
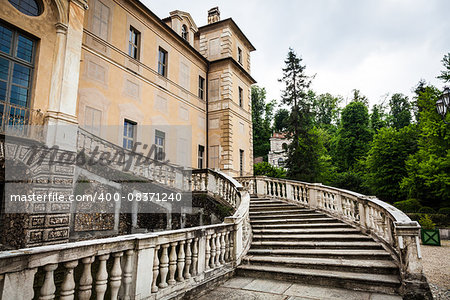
[401, 84, 450, 208]
[350, 89, 369, 107]
[437, 52, 450, 83]
[253, 162, 286, 178]
[251, 86, 275, 159]
[387, 93, 411, 129]
[365, 125, 418, 202]
[312, 93, 342, 128]
[333, 101, 372, 171]
[273, 109, 289, 133]
[370, 104, 387, 132]
[278, 48, 320, 182]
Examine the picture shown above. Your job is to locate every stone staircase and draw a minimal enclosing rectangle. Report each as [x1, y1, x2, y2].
[237, 196, 402, 295]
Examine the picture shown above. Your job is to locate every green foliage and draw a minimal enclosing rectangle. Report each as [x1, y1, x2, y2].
[312, 93, 342, 127]
[437, 52, 450, 83]
[333, 101, 372, 171]
[351, 89, 369, 107]
[253, 162, 286, 178]
[418, 214, 436, 230]
[274, 108, 290, 133]
[331, 171, 368, 195]
[215, 204, 234, 219]
[387, 93, 412, 129]
[401, 84, 450, 208]
[438, 207, 450, 215]
[365, 125, 418, 202]
[251, 85, 275, 159]
[408, 213, 450, 228]
[418, 206, 436, 214]
[393, 199, 422, 213]
[370, 104, 387, 132]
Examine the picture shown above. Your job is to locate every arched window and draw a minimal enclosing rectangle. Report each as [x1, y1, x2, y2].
[8, 0, 42, 16]
[181, 25, 188, 41]
[282, 143, 288, 150]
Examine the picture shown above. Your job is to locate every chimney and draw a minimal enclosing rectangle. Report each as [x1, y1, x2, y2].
[208, 7, 220, 24]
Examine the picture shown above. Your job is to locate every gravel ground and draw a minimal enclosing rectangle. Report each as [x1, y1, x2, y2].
[421, 240, 450, 300]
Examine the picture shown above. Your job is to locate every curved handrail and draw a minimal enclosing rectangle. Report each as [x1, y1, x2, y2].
[236, 175, 424, 287]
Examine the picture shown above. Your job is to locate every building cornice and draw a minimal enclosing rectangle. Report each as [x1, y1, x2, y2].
[128, 0, 208, 64]
[210, 57, 257, 84]
[198, 18, 256, 52]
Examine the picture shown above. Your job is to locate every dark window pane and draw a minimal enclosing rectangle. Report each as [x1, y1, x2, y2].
[8, 0, 40, 16]
[0, 57, 10, 81]
[16, 35, 33, 62]
[10, 85, 28, 106]
[12, 63, 30, 87]
[0, 25, 12, 54]
[0, 81, 6, 101]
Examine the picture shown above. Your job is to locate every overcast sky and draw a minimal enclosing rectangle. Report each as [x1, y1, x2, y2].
[143, 0, 450, 108]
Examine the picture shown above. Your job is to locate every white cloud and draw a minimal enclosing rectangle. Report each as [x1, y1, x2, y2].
[144, 0, 450, 107]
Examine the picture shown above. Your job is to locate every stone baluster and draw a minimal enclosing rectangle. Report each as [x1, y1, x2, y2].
[225, 231, 230, 262]
[110, 252, 123, 299]
[39, 263, 58, 300]
[230, 231, 235, 262]
[220, 233, 226, 264]
[177, 240, 186, 281]
[184, 239, 192, 279]
[95, 254, 110, 300]
[210, 234, 216, 269]
[78, 256, 94, 300]
[151, 246, 160, 293]
[122, 250, 134, 299]
[168, 242, 178, 285]
[214, 233, 221, 267]
[159, 244, 169, 288]
[60, 260, 78, 300]
[192, 238, 199, 276]
[205, 234, 211, 270]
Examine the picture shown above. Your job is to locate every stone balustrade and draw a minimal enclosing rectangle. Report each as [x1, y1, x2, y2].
[0, 169, 251, 299]
[77, 128, 192, 192]
[237, 176, 426, 295]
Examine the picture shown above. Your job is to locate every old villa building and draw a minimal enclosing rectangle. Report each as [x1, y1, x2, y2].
[0, 1, 431, 298]
[0, 0, 255, 177]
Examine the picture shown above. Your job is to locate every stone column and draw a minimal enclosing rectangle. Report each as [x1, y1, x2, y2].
[395, 222, 432, 299]
[133, 236, 156, 299]
[46, 0, 88, 151]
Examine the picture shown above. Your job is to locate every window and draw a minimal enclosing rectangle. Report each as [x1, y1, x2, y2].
[180, 62, 189, 89]
[84, 106, 102, 136]
[123, 119, 136, 150]
[209, 38, 219, 57]
[158, 47, 168, 77]
[8, 0, 41, 16]
[92, 0, 109, 40]
[238, 87, 243, 107]
[209, 78, 219, 101]
[181, 25, 188, 41]
[239, 149, 244, 176]
[155, 130, 165, 161]
[278, 158, 285, 167]
[0, 23, 35, 109]
[238, 47, 242, 64]
[209, 145, 219, 169]
[128, 26, 140, 60]
[198, 76, 205, 99]
[198, 145, 204, 169]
